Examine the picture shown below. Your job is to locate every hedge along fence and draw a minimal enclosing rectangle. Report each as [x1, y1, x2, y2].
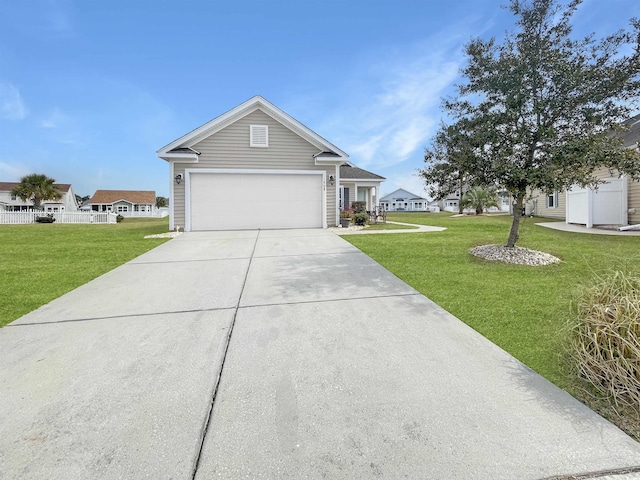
[567, 271, 640, 409]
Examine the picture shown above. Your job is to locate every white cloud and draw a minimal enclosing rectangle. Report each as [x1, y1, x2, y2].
[39, 108, 69, 128]
[344, 57, 458, 170]
[0, 160, 30, 180]
[303, 34, 464, 174]
[0, 82, 28, 121]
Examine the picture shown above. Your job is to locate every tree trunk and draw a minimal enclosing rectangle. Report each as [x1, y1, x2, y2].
[506, 195, 523, 247]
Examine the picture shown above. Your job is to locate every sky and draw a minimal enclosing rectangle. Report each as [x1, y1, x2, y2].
[1, 0, 639, 199]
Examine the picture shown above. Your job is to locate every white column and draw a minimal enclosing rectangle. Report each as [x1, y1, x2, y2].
[586, 189, 593, 228]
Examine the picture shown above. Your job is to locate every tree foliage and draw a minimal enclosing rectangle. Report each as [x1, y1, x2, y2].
[422, 0, 640, 247]
[461, 187, 500, 215]
[155, 196, 167, 208]
[11, 173, 62, 210]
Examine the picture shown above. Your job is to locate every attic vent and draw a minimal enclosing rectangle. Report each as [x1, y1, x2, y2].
[250, 125, 268, 147]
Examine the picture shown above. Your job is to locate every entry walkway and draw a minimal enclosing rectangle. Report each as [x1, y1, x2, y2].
[1, 229, 639, 479]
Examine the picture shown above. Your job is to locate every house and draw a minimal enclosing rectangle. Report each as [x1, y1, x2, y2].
[440, 190, 462, 213]
[527, 115, 640, 227]
[88, 190, 156, 216]
[0, 182, 79, 212]
[380, 188, 431, 212]
[339, 163, 385, 212]
[157, 96, 384, 231]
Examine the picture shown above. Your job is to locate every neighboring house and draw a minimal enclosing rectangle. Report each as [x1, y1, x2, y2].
[380, 188, 430, 212]
[527, 115, 640, 227]
[157, 96, 384, 231]
[89, 190, 157, 216]
[440, 190, 462, 212]
[0, 182, 79, 212]
[339, 163, 385, 212]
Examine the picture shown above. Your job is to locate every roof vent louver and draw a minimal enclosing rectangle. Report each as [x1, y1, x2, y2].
[250, 125, 268, 147]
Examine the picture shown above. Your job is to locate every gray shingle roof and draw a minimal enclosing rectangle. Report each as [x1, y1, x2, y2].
[621, 115, 640, 148]
[340, 164, 385, 180]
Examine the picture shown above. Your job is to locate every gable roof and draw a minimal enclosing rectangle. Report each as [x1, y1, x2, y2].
[622, 114, 640, 148]
[339, 164, 385, 180]
[380, 188, 428, 201]
[0, 182, 71, 193]
[90, 190, 155, 205]
[157, 95, 348, 161]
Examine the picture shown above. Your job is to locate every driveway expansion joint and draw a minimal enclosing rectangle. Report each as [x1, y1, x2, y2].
[189, 230, 260, 480]
[7, 307, 238, 327]
[238, 292, 423, 310]
[541, 465, 640, 479]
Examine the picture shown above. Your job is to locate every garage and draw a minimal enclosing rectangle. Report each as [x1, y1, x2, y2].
[188, 170, 325, 231]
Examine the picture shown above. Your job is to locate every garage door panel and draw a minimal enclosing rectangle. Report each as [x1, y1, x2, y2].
[190, 173, 323, 231]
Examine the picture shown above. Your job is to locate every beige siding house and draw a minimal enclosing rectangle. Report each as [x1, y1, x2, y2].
[88, 190, 157, 216]
[339, 164, 385, 211]
[527, 116, 640, 227]
[157, 96, 354, 231]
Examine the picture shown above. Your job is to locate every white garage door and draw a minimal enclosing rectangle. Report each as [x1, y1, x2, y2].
[189, 172, 324, 231]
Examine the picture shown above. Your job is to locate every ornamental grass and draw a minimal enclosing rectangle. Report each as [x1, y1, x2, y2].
[568, 271, 640, 411]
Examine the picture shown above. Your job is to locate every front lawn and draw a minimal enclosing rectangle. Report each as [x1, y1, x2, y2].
[344, 212, 640, 438]
[0, 217, 171, 327]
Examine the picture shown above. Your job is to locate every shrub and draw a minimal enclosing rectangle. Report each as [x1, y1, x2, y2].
[567, 271, 640, 409]
[340, 209, 353, 219]
[352, 201, 367, 213]
[353, 212, 368, 226]
[35, 214, 56, 223]
[116, 214, 125, 223]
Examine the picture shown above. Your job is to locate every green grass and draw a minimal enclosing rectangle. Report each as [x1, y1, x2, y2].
[344, 212, 640, 394]
[0, 217, 171, 327]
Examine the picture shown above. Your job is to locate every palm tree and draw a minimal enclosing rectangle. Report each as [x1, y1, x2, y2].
[11, 173, 62, 210]
[460, 187, 499, 215]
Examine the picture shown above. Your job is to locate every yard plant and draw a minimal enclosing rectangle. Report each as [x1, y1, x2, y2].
[420, 0, 640, 247]
[344, 211, 640, 439]
[567, 271, 640, 409]
[0, 218, 170, 328]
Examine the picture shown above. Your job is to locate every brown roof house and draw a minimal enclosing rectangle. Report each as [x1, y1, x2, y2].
[0, 182, 79, 212]
[88, 190, 156, 217]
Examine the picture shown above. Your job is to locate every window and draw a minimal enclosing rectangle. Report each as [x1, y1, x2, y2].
[547, 192, 558, 208]
[250, 125, 268, 147]
[10, 194, 16, 200]
[117, 205, 129, 213]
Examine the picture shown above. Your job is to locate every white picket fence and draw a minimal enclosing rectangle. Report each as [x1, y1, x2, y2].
[0, 211, 118, 225]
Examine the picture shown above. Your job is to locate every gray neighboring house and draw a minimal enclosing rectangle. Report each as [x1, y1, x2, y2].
[339, 163, 385, 211]
[379, 188, 430, 212]
[157, 96, 386, 231]
[88, 190, 157, 216]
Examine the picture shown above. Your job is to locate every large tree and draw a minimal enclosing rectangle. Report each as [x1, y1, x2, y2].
[419, 119, 486, 214]
[11, 173, 62, 210]
[427, 0, 640, 247]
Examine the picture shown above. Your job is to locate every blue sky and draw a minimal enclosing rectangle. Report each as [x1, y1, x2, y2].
[1, 0, 639, 198]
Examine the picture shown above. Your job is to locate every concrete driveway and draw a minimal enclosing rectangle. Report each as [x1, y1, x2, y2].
[1, 229, 639, 479]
